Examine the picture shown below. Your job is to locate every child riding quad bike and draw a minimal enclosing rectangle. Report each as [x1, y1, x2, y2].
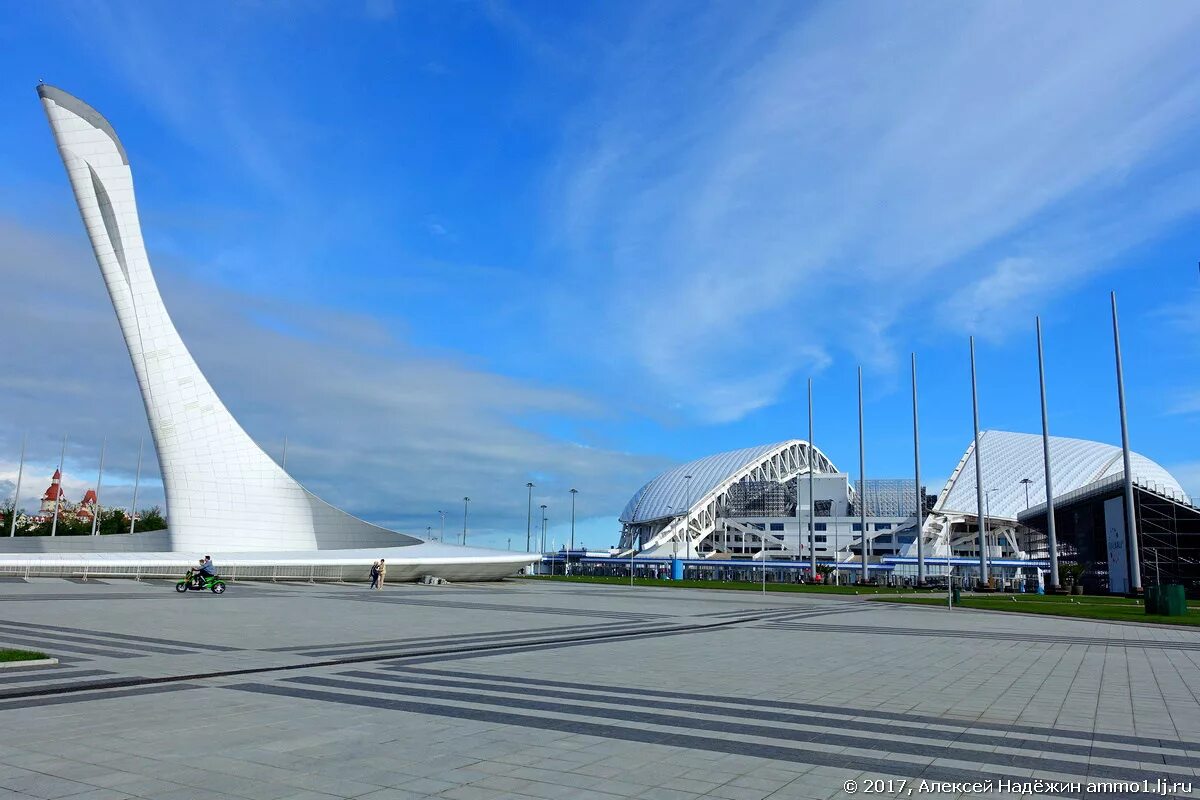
[176, 568, 227, 594]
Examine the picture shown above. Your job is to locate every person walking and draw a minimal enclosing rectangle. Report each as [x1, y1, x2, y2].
[369, 560, 380, 590]
[375, 558, 386, 590]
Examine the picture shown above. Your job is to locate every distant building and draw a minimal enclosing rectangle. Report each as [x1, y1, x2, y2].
[29, 470, 100, 525]
[39, 469, 67, 514]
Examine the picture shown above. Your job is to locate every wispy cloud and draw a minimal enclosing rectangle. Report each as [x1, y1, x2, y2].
[548, 2, 1200, 422]
[0, 217, 664, 545]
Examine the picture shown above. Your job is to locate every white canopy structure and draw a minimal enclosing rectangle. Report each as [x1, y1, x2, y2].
[619, 440, 838, 556]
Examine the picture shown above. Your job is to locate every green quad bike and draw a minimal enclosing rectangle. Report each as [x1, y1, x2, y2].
[176, 569, 227, 594]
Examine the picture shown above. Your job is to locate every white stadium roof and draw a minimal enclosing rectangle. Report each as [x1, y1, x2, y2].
[621, 441, 799, 524]
[935, 430, 1188, 522]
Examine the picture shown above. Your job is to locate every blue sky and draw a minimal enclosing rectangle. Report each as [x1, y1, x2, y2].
[1, 1, 1198, 551]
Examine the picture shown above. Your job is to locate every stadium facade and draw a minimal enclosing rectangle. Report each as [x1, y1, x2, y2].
[616, 431, 1197, 591]
[0, 85, 532, 581]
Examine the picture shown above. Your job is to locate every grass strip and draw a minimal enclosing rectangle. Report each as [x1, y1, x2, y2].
[873, 595, 1200, 626]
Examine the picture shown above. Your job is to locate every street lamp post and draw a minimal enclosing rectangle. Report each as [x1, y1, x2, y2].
[438, 510, 445, 542]
[426, 525, 432, 541]
[525, 482, 534, 552]
[1020, 478, 1033, 510]
[462, 497, 469, 546]
[540, 505, 548, 574]
[569, 488, 578, 552]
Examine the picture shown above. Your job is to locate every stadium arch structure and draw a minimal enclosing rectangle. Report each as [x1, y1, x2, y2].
[0, 85, 533, 580]
[619, 440, 840, 558]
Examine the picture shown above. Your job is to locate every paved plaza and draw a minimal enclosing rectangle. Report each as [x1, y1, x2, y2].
[0, 579, 1196, 800]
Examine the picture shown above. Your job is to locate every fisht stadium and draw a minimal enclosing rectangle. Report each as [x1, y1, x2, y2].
[602, 432, 1199, 592]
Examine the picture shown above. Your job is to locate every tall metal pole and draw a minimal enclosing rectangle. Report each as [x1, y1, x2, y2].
[857, 367, 868, 584]
[1111, 292, 1143, 592]
[281, 436, 288, 470]
[569, 488, 578, 552]
[438, 510, 445, 542]
[129, 437, 143, 535]
[808, 378, 816, 577]
[912, 353, 925, 584]
[970, 337, 989, 586]
[50, 434, 67, 537]
[8, 434, 25, 537]
[462, 496, 469, 545]
[540, 504, 547, 553]
[525, 482, 534, 552]
[1036, 317, 1060, 590]
[683, 475, 692, 563]
[90, 437, 106, 536]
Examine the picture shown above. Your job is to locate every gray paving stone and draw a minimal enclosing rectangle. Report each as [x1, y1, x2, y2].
[0, 581, 1196, 800]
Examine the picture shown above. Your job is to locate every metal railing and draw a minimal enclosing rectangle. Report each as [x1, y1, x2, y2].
[0, 563, 370, 583]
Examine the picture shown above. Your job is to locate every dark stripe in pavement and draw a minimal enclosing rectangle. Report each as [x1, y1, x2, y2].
[338, 595, 661, 620]
[0, 632, 140, 659]
[297, 620, 659, 658]
[0, 682, 198, 711]
[279, 674, 1191, 785]
[0, 669, 111, 686]
[0, 621, 193, 656]
[388, 623, 728, 666]
[0, 618, 240, 652]
[266, 618, 643, 652]
[226, 682, 1175, 800]
[341, 669, 1195, 769]
[387, 664, 1200, 754]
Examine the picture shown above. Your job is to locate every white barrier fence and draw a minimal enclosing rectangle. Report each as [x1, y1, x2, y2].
[0, 563, 371, 583]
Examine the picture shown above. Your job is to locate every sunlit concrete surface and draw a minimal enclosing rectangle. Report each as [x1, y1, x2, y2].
[0, 579, 1197, 799]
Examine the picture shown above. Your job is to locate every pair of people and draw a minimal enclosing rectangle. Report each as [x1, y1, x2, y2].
[192, 555, 215, 587]
[369, 558, 386, 589]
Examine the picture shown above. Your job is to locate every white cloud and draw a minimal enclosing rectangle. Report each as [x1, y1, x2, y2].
[549, 2, 1200, 421]
[0, 218, 665, 547]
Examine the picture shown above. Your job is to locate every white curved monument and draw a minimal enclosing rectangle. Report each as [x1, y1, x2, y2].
[17, 84, 531, 579]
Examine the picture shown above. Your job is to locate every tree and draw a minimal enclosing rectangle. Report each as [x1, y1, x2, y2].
[135, 506, 167, 532]
[96, 508, 130, 536]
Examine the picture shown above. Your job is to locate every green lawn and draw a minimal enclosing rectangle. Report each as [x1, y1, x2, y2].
[521, 574, 938, 595]
[875, 594, 1200, 626]
[0, 648, 49, 662]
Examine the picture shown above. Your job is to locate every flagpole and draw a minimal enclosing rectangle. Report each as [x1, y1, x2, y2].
[90, 437, 106, 536]
[129, 437, 143, 535]
[8, 434, 25, 537]
[50, 434, 67, 537]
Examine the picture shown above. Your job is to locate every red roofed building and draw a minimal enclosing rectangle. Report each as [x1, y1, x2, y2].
[77, 489, 98, 522]
[39, 469, 67, 513]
